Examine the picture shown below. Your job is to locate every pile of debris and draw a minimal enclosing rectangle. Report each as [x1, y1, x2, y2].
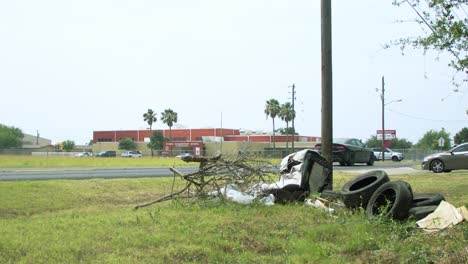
[135, 149, 332, 208]
[135, 150, 467, 232]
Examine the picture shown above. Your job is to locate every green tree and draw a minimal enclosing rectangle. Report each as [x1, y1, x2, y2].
[277, 127, 297, 136]
[147, 131, 166, 155]
[365, 136, 381, 148]
[62, 140, 75, 152]
[143, 109, 157, 156]
[391, 0, 467, 79]
[416, 128, 451, 150]
[264, 99, 280, 150]
[0, 124, 24, 148]
[161, 109, 178, 141]
[454, 127, 468, 144]
[389, 138, 413, 149]
[366, 136, 413, 149]
[118, 137, 136, 150]
[143, 109, 157, 131]
[279, 102, 295, 151]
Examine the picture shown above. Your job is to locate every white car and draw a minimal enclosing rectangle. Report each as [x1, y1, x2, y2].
[74, 152, 93, 157]
[121, 151, 142, 158]
[372, 148, 404, 161]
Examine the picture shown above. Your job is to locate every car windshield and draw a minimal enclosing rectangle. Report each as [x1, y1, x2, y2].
[451, 144, 468, 153]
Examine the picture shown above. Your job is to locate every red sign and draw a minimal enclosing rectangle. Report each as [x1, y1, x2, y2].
[376, 130, 396, 140]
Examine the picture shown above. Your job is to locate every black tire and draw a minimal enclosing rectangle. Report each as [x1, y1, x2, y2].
[411, 193, 445, 207]
[408, 205, 438, 220]
[430, 159, 445, 173]
[391, 156, 399, 162]
[366, 155, 375, 166]
[366, 181, 413, 221]
[393, 180, 413, 197]
[340, 170, 389, 209]
[339, 162, 346, 166]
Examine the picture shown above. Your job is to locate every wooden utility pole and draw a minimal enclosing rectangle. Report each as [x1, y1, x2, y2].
[291, 83, 296, 153]
[381, 76, 385, 162]
[321, 0, 333, 189]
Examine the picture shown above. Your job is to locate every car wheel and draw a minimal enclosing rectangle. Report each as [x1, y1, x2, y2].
[366, 155, 374, 166]
[391, 156, 399, 162]
[340, 170, 390, 209]
[430, 159, 445, 173]
[366, 181, 413, 221]
[339, 162, 346, 166]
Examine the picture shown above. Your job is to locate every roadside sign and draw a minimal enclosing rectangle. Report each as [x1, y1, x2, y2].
[438, 137, 445, 147]
[376, 130, 396, 140]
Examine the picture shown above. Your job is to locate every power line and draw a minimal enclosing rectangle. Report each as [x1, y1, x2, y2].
[386, 108, 467, 122]
[460, 4, 468, 17]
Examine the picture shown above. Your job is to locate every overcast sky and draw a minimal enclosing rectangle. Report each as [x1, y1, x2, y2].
[1, 1, 466, 145]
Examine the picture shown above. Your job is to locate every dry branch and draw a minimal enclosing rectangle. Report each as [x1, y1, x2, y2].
[135, 154, 276, 209]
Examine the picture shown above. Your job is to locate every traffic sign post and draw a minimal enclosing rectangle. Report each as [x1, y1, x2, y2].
[438, 137, 445, 149]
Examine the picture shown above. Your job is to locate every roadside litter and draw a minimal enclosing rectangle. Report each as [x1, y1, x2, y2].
[134, 149, 466, 232]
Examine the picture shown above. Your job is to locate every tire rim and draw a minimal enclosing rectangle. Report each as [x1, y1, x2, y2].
[431, 160, 444, 173]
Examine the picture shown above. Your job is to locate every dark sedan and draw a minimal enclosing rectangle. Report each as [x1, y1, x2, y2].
[314, 138, 375, 166]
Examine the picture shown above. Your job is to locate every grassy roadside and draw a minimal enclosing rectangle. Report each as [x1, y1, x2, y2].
[0, 155, 195, 168]
[0, 155, 281, 169]
[0, 171, 467, 263]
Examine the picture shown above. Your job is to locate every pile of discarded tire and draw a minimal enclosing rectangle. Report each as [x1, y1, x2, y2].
[320, 170, 445, 221]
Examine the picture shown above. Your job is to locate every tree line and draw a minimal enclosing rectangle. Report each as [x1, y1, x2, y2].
[119, 108, 179, 156]
[264, 98, 296, 151]
[1, 124, 467, 153]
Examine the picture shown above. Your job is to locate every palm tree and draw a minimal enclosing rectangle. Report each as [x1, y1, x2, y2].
[264, 99, 280, 149]
[161, 108, 178, 141]
[279, 102, 295, 152]
[143, 109, 157, 156]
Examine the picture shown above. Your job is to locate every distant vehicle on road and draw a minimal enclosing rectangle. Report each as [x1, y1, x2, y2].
[422, 143, 468, 173]
[74, 152, 93, 157]
[175, 153, 193, 159]
[96, 151, 116, 157]
[315, 138, 374, 166]
[121, 151, 142, 158]
[372, 148, 404, 161]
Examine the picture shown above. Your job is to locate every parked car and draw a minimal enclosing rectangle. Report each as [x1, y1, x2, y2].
[314, 138, 374, 166]
[421, 143, 468, 173]
[121, 151, 142, 158]
[96, 150, 116, 157]
[74, 152, 93, 157]
[175, 153, 193, 159]
[372, 148, 404, 161]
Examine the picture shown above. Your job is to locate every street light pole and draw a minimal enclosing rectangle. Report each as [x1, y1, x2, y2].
[379, 76, 402, 162]
[381, 76, 385, 162]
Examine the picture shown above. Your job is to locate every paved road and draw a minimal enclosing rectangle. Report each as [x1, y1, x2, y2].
[0, 167, 199, 181]
[0, 161, 423, 181]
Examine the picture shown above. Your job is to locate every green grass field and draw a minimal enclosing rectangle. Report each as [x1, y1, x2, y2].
[0, 156, 467, 263]
[0, 155, 194, 168]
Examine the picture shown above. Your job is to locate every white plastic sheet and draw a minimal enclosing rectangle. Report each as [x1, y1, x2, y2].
[210, 184, 275, 206]
[416, 201, 467, 233]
